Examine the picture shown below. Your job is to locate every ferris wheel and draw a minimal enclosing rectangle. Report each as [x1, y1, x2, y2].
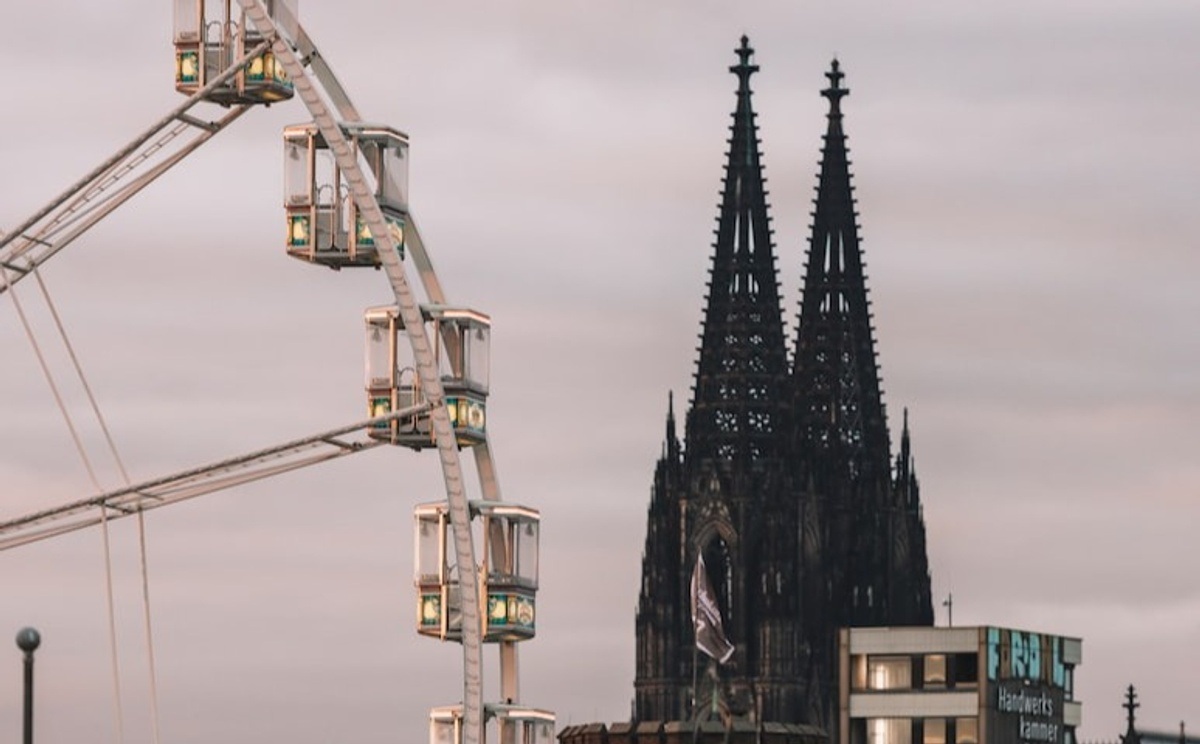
[0, 3, 551, 744]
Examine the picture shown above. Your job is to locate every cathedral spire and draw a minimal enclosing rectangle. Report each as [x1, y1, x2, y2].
[823, 58, 848, 115]
[686, 35, 789, 467]
[663, 391, 680, 462]
[1120, 685, 1144, 744]
[792, 57, 890, 482]
[636, 51, 932, 729]
[732, 34, 759, 92]
[895, 408, 916, 504]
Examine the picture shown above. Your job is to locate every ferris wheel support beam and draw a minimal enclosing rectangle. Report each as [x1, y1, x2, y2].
[470, 442, 519, 702]
[402, 216, 449, 306]
[291, 24, 362, 123]
[0, 40, 272, 296]
[1, 106, 251, 284]
[280, 15, 448, 309]
[0, 406, 426, 552]
[234, 4, 485, 743]
[282, 21, 449, 310]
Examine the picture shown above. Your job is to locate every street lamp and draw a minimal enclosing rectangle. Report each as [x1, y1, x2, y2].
[16, 627, 40, 744]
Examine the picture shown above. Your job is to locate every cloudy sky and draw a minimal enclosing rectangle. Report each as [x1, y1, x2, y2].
[2, 2, 1198, 743]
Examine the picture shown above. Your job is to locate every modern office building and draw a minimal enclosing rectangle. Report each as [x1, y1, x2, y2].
[838, 627, 1082, 744]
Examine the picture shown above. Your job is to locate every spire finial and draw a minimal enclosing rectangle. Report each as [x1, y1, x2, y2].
[1124, 685, 1141, 739]
[665, 390, 680, 461]
[731, 35, 758, 88]
[822, 57, 849, 113]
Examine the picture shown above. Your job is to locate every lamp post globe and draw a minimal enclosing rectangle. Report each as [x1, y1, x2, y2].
[16, 627, 40, 654]
[17, 626, 40, 744]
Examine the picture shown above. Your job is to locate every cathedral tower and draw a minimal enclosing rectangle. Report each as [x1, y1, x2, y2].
[791, 61, 933, 725]
[634, 36, 800, 723]
[633, 45, 933, 733]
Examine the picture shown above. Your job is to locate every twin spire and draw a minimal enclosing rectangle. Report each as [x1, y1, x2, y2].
[637, 39, 934, 725]
[686, 37, 891, 475]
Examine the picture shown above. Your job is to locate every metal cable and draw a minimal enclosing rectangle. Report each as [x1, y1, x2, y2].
[1, 263, 126, 744]
[31, 265, 159, 741]
[99, 506, 128, 744]
[40, 264, 162, 742]
[0, 265, 103, 489]
[137, 509, 162, 744]
[30, 267, 132, 484]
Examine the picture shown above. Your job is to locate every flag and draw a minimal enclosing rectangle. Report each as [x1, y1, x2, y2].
[690, 552, 734, 663]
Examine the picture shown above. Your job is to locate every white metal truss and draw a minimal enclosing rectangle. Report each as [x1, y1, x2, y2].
[236, 4, 490, 740]
[0, 40, 276, 295]
[0, 6, 511, 742]
[0, 407, 425, 552]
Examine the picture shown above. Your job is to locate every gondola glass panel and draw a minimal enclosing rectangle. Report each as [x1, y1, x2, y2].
[173, 0, 294, 104]
[429, 704, 555, 744]
[364, 304, 490, 448]
[415, 504, 461, 641]
[282, 123, 409, 269]
[414, 501, 539, 643]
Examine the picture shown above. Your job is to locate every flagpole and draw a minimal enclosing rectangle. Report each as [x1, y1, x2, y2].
[691, 640, 700, 744]
[691, 636, 699, 717]
[691, 551, 700, 744]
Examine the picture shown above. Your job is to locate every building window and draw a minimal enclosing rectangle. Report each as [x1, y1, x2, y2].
[869, 718, 911, 744]
[852, 654, 869, 691]
[868, 656, 913, 690]
[952, 653, 978, 689]
[851, 718, 868, 744]
[924, 655, 947, 688]
[955, 718, 977, 744]
[923, 719, 946, 744]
